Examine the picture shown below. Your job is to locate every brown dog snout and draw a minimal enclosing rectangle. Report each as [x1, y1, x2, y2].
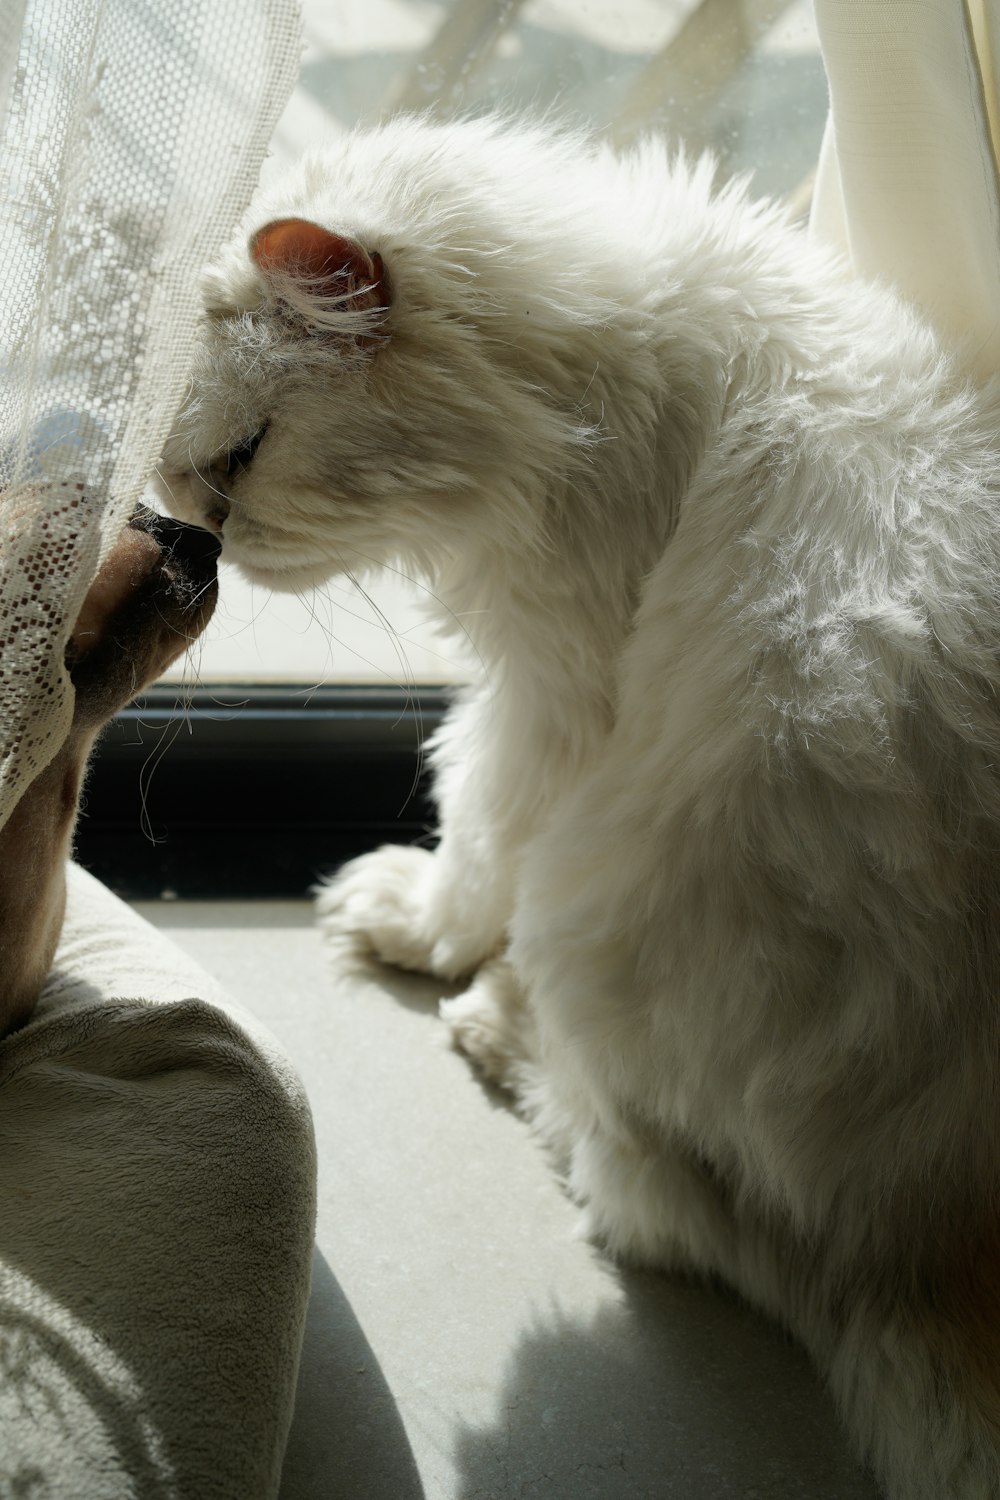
[133, 506, 223, 564]
[67, 505, 220, 725]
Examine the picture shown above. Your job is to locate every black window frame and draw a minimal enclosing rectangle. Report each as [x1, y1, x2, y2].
[74, 683, 449, 899]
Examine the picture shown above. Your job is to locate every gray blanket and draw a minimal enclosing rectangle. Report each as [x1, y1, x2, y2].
[0, 864, 316, 1499]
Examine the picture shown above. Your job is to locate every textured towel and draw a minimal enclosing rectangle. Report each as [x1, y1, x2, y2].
[0, 863, 316, 1500]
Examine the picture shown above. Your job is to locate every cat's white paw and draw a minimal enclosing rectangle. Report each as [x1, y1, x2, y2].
[440, 958, 535, 1091]
[318, 842, 510, 981]
[316, 844, 442, 974]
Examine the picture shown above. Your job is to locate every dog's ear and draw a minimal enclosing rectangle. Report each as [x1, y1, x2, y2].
[250, 218, 390, 332]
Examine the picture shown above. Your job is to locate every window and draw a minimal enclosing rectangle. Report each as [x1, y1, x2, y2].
[79, 0, 828, 896]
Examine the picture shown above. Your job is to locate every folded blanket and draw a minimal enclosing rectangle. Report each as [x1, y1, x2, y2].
[0, 863, 316, 1500]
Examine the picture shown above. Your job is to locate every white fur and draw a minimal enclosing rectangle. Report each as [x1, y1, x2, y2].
[160, 116, 1000, 1497]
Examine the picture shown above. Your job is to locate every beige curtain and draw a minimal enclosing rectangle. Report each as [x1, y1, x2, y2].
[0, 0, 302, 832]
[810, 0, 1000, 382]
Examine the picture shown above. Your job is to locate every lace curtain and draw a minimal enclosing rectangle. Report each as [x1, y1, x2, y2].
[0, 0, 301, 831]
[811, 0, 1000, 383]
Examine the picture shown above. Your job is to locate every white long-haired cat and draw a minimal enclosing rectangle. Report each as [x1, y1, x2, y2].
[159, 115, 1000, 1498]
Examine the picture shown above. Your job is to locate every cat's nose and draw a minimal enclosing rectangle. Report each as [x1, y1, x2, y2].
[205, 496, 230, 535]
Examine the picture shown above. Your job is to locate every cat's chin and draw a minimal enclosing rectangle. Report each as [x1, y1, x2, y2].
[234, 559, 334, 593]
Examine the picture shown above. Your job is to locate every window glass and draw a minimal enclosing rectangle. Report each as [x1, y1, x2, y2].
[165, 0, 826, 687]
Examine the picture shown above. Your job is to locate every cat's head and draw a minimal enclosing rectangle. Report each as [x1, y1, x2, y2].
[158, 211, 400, 589]
[155, 118, 612, 592]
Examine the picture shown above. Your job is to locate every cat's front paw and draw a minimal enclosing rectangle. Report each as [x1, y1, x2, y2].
[317, 839, 514, 981]
[440, 958, 536, 1093]
[317, 844, 444, 974]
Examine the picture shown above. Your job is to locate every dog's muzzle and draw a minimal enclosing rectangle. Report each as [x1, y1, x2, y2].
[129, 505, 223, 566]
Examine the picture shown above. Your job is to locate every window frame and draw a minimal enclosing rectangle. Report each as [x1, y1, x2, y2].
[74, 1, 827, 901]
[75, 686, 448, 899]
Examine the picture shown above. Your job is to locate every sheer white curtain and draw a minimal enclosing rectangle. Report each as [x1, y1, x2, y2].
[0, 0, 301, 831]
[810, 0, 1000, 382]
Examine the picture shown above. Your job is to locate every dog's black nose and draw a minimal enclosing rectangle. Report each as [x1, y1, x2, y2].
[157, 515, 223, 564]
[131, 508, 222, 563]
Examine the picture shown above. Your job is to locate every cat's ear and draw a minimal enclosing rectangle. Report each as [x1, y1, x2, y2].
[249, 218, 391, 330]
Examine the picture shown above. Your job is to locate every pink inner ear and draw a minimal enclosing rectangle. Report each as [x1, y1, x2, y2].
[250, 218, 389, 310]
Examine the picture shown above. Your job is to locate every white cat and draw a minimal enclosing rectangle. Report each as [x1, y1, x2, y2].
[159, 115, 1000, 1498]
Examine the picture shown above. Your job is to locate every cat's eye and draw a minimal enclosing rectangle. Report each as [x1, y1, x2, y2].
[223, 424, 267, 479]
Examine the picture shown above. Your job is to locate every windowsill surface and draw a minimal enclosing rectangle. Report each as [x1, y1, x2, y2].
[135, 896, 881, 1500]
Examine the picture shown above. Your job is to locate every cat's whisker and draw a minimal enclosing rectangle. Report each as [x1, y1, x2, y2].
[186, 576, 219, 611]
[190, 463, 231, 509]
[389, 631, 478, 673]
[289, 585, 342, 680]
[312, 564, 429, 812]
[245, 583, 273, 660]
[339, 565, 417, 696]
[337, 544, 489, 689]
[177, 438, 235, 511]
[201, 584, 272, 647]
[312, 564, 423, 717]
[286, 602, 417, 698]
[151, 463, 175, 505]
[296, 576, 431, 659]
[136, 710, 185, 846]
